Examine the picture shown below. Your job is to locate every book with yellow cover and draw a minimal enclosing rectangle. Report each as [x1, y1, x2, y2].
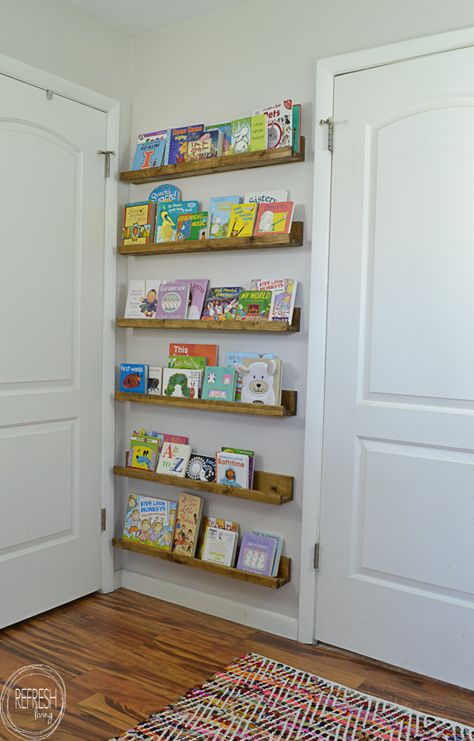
[122, 201, 155, 246]
[172, 493, 204, 557]
[250, 114, 268, 152]
[227, 203, 257, 238]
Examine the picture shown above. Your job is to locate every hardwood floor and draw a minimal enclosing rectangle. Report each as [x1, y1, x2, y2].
[0, 589, 472, 740]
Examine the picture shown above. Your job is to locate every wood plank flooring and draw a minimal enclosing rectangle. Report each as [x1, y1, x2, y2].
[0, 589, 472, 739]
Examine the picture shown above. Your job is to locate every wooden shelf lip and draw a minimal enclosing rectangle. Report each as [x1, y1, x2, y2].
[112, 537, 291, 589]
[120, 138, 305, 184]
[118, 222, 304, 256]
[116, 307, 300, 333]
[113, 465, 293, 505]
[114, 390, 297, 417]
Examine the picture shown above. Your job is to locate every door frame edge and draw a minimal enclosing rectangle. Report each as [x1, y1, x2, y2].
[297, 24, 474, 644]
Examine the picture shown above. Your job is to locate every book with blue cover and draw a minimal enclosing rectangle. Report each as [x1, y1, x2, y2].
[166, 124, 203, 165]
[186, 129, 223, 160]
[155, 200, 199, 242]
[132, 130, 168, 169]
[209, 195, 241, 238]
[119, 363, 148, 394]
[204, 122, 232, 154]
[225, 352, 276, 401]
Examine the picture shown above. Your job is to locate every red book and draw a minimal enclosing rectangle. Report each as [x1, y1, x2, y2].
[163, 433, 189, 445]
[253, 201, 294, 236]
[168, 343, 218, 366]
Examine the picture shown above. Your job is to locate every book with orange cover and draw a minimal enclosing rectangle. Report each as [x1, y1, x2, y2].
[122, 201, 155, 246]
[168, 343, 218, 365]
[253, 202, 294, 235]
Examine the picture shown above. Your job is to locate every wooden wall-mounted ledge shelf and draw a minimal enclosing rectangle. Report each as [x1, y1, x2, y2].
[119, 222, 303, 256]
[120, 138, 305, 184]
[115, 390, 297, 417]
[116, 308, 300, 333]
[113, 465, 293, 505]
[112, 537, 291, 589]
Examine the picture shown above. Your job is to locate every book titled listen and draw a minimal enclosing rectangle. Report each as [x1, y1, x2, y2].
[173, 493, 203, 557]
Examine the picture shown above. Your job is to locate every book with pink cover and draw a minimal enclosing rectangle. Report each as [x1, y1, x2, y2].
[253, 202, 294, 235]
[176, 279, 209, 320]
[156, 282, 190, 320]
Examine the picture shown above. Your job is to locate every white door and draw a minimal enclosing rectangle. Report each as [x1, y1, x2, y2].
[317, 46, 474, 689]
[0, 73, 106, 626]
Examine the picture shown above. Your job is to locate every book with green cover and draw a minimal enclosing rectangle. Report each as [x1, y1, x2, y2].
[236, 290, 272, 320]
[176, 211, 208, 241]
[250, 114, 268, 151]
[168, 355, 207, 370]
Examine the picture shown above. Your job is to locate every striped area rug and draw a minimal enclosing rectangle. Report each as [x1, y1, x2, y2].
[112, 652, 474, 740]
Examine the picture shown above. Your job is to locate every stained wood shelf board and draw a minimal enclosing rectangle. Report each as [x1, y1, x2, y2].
[116, 307, 300, 333]
[114, 390, 297, 417]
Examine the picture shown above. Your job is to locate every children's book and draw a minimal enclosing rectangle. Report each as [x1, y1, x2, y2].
[237, 532, 277, 576]
[147, 366, 163, 395]
[231, 117, 251, 154]
[162, 368, 202, 399]
[155, 200, 199, 243]
[149, 183, 181, 204]
[168, 343, 218, 365]
[201, 287, 242, 320]
[129, 432, 161, 471]
[201, 527, 238, 567]
[176, 211, 208, 241]
[122, 493, 177, 551]
[201, 366, 236, 402]
[251, 530, 283, 576]
[124, 280, 145, 319]
[156, 282, 190, 320]
[122, 201, 155, 246]
[132, 130, 169, 169]
[119, 363, 148, 394]
[229, 356, 282, 406]
[236, 290, 272, 320]
[197, 516, 239, 558]
[156, 442, 191, 477]
[250, 114, 268, 151]
[225, 351, 276, 401]
[254, 202, 294, 235]
[292, 103, 302, 153]
[204, 122, 232, 154]
[254, 100, 293, 149]
[221, 446, 255, 488]
[186, 454, 216, 483]
[186, 129, 223, 160]
[166, 124, 203, 165]
[175, 279, 209, 319]
[168, 356, 207, 370]
[140, 280, 160, 317]
[251, 278, 298, 324]
[227, 203, 257, 238]
[173, 493, 204, 557]
[163, 433, 189, 445]
[216, 450, 249, 488]
[209, 196, 241, 239]
[244, 190, 289, 205]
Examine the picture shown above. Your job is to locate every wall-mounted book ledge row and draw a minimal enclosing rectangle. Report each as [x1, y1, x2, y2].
[116, 308, 300, 333]
[118, 222, 304, 256]
[113, 465, 293, 505]
[112, 537, 291, 589]
[114, 390, 297, 417]
[120, 138, 305, 184]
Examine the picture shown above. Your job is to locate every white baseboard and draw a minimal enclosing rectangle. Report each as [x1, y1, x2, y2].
[119, 568, 298, 640]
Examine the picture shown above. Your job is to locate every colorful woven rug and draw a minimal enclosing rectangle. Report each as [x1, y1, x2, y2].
[112, 652, 474, 740]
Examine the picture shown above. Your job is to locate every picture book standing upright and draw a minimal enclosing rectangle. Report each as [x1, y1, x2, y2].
[173, 493, 203, 556]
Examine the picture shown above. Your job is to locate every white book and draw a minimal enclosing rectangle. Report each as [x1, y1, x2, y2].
[216, 451, 249, 488]
[243, 190, 289, 205]
[251, 530, 284, 576]
[250, 278, 297, 325]
[156, 442, 191, 477]
[201, 527, 238, 567]
[124, 280, 145, 318]
[147, 366, 163, 395]
[162, 368, 202, 398]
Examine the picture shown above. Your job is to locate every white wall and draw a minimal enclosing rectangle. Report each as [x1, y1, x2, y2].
[118, 0, 474, 636]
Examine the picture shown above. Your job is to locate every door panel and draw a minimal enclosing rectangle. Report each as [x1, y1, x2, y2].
[317, 47, 474, 688]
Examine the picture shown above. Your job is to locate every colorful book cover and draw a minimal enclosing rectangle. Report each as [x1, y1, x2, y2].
[173, 493, 204, 556]
[168, 356, 207, 370]
[202, 287, 242, 320]
[231, 117, 251, 154]
[197, 516, 239, 559]
[166, 124, 203, 165]
[244, 190, 289, 205]
[186, 455, 216, 483]
[251, 278, 298, 324]
[155, 200, 199, 243]
[122, 201, 155, 246]
[156, 442, 191, 477]
[254, 100, 293, 149]
[129, 433, 161, 471]
[156, 282, 190, 320]
[225, 351, 276, 401]
[119, 363, 148, 394]
[228, 356, 282, 406]
[162, 368, 202, 398]
[292, 103, 301, 153]
[122, 493, 177, 551]
[227, 204, 257, 238]
[138, 280, 160, 318]
[209, 196, 241, 239]
[124, 280, 145, 319]
[168, 343, 218, 365]
[251, 530, 283, 576]
[186, 129, 223, 160]
[254, 202, 294, 235]
[204, 122, 232, 154]
[163, 433, 189, 445]
[147, 366, 163, 395]
[221, 446, 255, 488]
[250, 114, 268, 151]
[201, 527, 238, 567]
[176, 211, 208, 241]
[216, 450, 249, 488]
[148, 183, 181, 204]
[202, 366, 236, 402]
[175, 279, 209, 319]
[132, 130, 168, 169]
[237, 532, 277, 576]
[236, 290, 272, 320]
